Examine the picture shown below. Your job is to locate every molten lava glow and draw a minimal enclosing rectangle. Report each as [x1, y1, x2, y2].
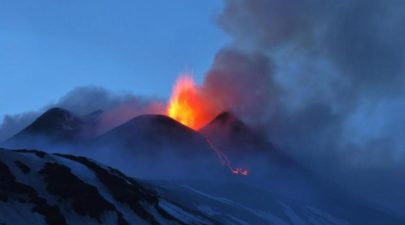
[167, 75, 215, 130]
[206, 138, 249, 176]
[167, 74, 249, 176]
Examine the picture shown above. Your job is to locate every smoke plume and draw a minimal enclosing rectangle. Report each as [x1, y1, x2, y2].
[1, 0, 404, 215]
[0, 86, 164, 141]
[201, 0, 405, 214]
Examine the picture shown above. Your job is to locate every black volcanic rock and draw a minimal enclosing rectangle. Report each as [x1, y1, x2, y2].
[39, 162, 121, 223]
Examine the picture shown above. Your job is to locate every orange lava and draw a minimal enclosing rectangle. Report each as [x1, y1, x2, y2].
[166, 74, 249, 176]
[205, 138, 249, 176]
[167, 75, 216, 130]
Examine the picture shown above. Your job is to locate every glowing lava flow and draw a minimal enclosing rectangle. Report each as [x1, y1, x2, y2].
[205, 138, 249, 176]
[167, 74, 249, 176]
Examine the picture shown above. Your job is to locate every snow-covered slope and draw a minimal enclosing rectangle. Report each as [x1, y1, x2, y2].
[154, 181, 405, 225]
[0, 149, 217, 225]
[1, 148, 404, 225]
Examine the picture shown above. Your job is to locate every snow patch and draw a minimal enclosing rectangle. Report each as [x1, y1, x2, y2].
[158, 199, 212, 225]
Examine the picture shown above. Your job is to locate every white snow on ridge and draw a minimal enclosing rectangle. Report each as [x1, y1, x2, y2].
[0, 201, 44, 225]
[303, 206, 350, 225]
[0, 150, 197, 225]
[177, 184, 353, 225]
[158, 199, 212, 225]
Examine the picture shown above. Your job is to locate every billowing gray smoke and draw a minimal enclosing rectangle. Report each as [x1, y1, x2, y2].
[203, 0, 405, 214]
[0, 86, 164, 141]
[0, 111, 38, 143]
[1, 0, 404, 216]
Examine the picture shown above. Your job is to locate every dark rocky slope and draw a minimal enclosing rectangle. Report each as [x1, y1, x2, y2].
[0, 149, 217, 225]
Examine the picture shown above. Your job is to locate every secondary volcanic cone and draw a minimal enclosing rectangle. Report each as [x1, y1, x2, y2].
[167, 74, 248, 176]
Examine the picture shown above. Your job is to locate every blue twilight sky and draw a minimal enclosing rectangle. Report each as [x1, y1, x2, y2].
[0, 0, 228, 118]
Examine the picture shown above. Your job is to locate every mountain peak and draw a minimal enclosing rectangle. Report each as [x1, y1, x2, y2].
[96, 114, 213, 155]
[42, 107, 71, 116]
[200, 111, 270, 157]
[1, 108, 84, 149]
[24, 108, 82, 134]
[31, 108, 83, 130]
[209, 111, 240, 125]
[123, 114, 196, 134]
[92, 114, 223, 178]
[200, 111, 253, 141]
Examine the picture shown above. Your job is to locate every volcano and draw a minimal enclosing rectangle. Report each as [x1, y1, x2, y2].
[1, 108, 103, 150]
[1, 108, 296, 178]
[90, 114, 227, 178]
[95, 114, 213, 156]
[2, 108, 85, 149]
[199, 111, 297, 171]
[1, 110, 404, 224]
[1, 109, 252, 178]
[200, 111, 270, 154]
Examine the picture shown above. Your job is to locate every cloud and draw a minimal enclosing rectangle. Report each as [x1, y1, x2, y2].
[202, 0, 405, 214]
[1, 0, 404, 215]
[0, 86, 164, 142]
[203, 48, 278, 123]
[0, 111, 38, 142]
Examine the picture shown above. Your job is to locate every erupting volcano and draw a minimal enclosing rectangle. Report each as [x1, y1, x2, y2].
[167, 75, 218, 130]
[166, 74, 248, 176]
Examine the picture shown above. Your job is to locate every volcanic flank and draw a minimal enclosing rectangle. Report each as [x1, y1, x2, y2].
[1, 107, 258, 178]
[200, 111, 270, 154]
[95, 114, 213, 156]
[2, 108, 103, 150]
[1, 74, 282, 177]
[2, 108, 85, 149]
[92, 114, 225, 176]
[1, 80, 403, 224]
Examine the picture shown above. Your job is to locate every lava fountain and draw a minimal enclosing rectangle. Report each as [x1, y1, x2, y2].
[167, 75, 217, 130]
[167, 74, 248, 176]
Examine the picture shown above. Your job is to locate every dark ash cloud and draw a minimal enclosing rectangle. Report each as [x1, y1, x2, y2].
[1, 0, 404, 216]
[203, 0, 405, 215]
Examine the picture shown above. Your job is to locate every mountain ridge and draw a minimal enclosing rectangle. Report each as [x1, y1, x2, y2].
[0, 148, 218, 225]
[2, 148, 403, 225]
